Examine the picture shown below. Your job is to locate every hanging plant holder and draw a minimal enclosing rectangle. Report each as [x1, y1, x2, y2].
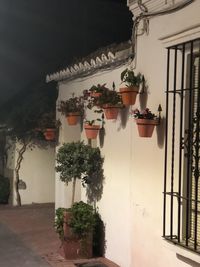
[43, 128, 56, 141]
[135, 119, 158, 138]
[119, 86, 139, 106]
[103, 105, 119, 120]
[66, 112, 80, 125]
[84, 124, 100, 139]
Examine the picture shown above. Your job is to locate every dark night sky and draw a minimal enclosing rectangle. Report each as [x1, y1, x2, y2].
[0, 0, 132, 106]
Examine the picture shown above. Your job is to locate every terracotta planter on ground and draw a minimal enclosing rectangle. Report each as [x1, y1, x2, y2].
[66, 112, 80, 125]
[43, 128, 56, 141]
[136, 119, 158, 137]
[62, 211, 93, 259]
[103, 105, 119, 120]
[120, 86, 139, 106]
[84, 124, 100, 139]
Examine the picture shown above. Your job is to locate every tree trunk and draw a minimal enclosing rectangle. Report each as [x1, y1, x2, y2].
[71, 177, 76, 206]
[15, 141, 27, 206]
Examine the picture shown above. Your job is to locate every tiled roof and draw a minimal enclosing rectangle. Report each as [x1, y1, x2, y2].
[46, 41, 133, 83]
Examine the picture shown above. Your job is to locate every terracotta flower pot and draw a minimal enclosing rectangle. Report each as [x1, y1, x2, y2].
[66, 112, 80, 125]
[43, 128, 56, 141]
[120, 86, 139, 106]
[103, 105, 119, 120]
[84, 124, 100, 139]
[90, 92, 102, 98]
[136, 119, 158, 137]
[62, 211, 93, 259]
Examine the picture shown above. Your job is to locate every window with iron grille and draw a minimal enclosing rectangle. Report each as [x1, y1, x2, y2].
[163, 38, 200, 253]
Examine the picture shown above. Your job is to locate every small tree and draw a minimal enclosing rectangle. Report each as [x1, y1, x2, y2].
[55, 141, 104, 206]
[0, 82, 58, 206]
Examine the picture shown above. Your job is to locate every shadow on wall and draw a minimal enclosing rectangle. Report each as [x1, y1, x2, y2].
[177, 254, 200, 267]
[119, 106, 130, 129]
[99, 126, 105, 148]
[156, 117, 165, 148]
[139, 79, 148, 110]
[86, 167, 105, 205]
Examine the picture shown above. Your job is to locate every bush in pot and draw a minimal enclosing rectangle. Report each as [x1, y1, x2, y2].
[55, 202, 103, 258]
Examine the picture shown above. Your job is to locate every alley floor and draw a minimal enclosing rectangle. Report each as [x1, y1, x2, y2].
[0, 203, 119, 267]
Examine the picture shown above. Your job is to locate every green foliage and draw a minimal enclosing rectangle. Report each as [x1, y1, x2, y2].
[132, 108, 157, 120]
[69, 201, 95, 238]
[58, 96, 84, 116]
[121, 68, 143, 87]
[0, 175, 10, 204]
[89, 84, 107, 93]
[54, 207, 68, 240]
[97, 88, 122, 107]
[55, 141, 104, 185]
[84, 119, 102, 126]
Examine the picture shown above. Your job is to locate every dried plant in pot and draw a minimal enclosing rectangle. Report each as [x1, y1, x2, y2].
[120, 68, 143, 106]
[58, 95, 84, 125]
[133, 108, 159, 138]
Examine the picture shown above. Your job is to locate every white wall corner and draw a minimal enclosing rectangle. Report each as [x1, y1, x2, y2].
[128, 0, 195, 20]
[159, 23, 200, 47]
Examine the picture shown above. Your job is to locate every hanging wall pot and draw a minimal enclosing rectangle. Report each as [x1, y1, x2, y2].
[43, 128, 56, 141]
[66, 112, 80, 125]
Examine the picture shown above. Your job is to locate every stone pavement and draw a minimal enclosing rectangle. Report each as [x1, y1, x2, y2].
[0, 204, 119, 267]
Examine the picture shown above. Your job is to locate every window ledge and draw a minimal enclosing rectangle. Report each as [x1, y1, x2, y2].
[163, 239, 200, 265]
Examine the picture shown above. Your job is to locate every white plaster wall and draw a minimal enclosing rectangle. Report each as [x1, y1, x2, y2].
[56, 2, 200, 266]
[13, 143, 55, 205]
[129, 1, 200, 267]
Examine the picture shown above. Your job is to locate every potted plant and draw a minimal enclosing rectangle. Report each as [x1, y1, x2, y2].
[133, 108, 159, 137]
[97, 84, 123, 120]
[0, 175, 10, 204]
[55, 202, 97, 259]
[120, 68, 143, 106]
[55, 141, 104, 259]
[38, 112, 61, 141]
[58, 95, 84, 125]
[89, 84, 107, 98]
[84, 119, 104, 140]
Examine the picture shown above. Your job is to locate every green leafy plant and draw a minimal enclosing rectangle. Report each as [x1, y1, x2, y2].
[89, 84, 108, 94]
[121, 68, 143, 87]
[84, 119, 103, 126]
[54, 207, 68, 240]
[55, 141, 104, 206]
[97, 88, 122, 107]
[58, 95, 84, 116]
[0, 175, 10, 204]
[69, 201, 95, 238]
[132, 108, 157, 120]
